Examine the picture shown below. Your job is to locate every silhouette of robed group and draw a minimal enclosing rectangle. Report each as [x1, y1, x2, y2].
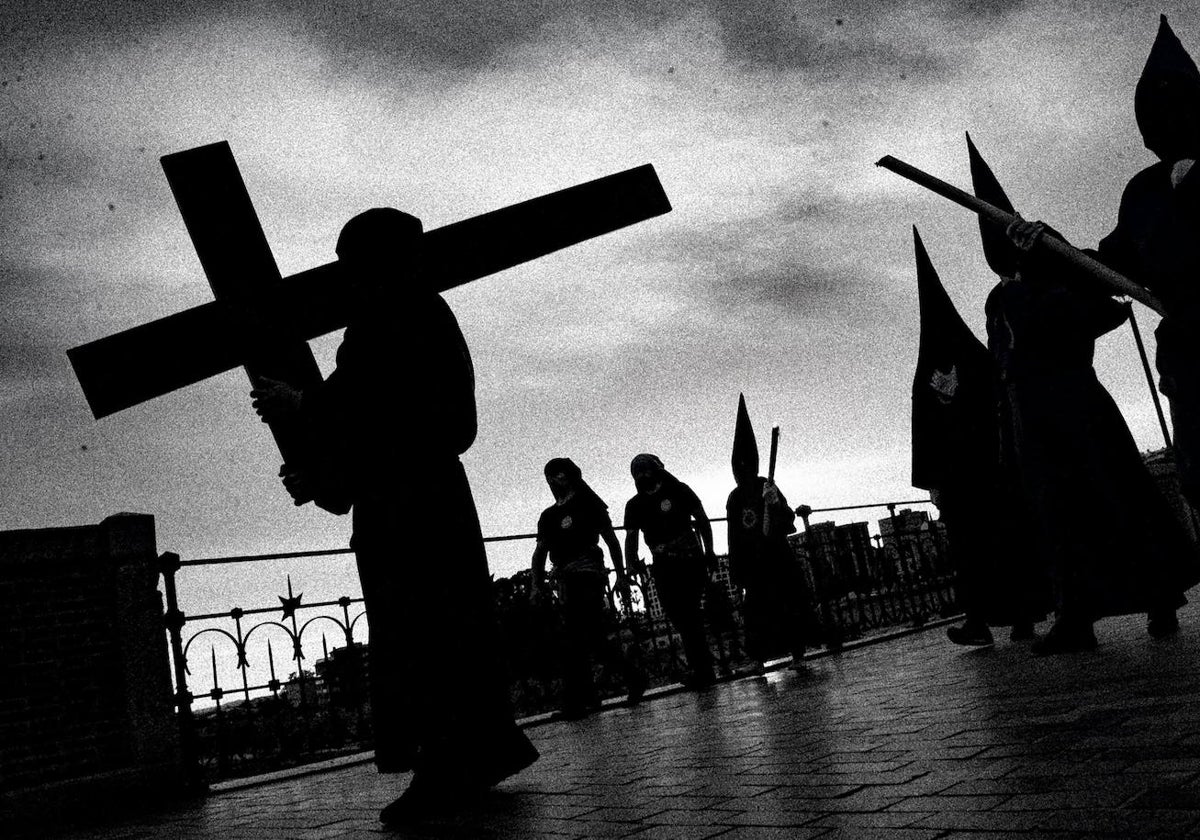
[66, 10, 1200, 830]
[916, 16, 1200, 653]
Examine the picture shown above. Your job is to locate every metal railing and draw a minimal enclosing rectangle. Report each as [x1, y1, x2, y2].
[159, 497, 957, 785]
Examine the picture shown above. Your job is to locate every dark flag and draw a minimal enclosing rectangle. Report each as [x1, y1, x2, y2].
[909, 228, 1043, 630]
[910, 226, 995, 495]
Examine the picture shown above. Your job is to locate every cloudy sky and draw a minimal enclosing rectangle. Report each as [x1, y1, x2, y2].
[2, 1, 1196, 618]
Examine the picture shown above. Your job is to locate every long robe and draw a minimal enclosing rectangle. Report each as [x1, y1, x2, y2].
[910, 230, 1048, 625]
[986, 267, 1199, 619]
[1098, 160, 1200, 505]
[726, 478, 808, 660]
[301, 284, 535, 779]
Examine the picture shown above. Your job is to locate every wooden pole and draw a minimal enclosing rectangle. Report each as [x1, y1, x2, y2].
[763, 425, 780, 537]
[1126, 303, 1173, 449]
[875, 155, 1165, 315]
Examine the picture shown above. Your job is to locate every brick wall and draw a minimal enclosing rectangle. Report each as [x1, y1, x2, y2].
[0, 514, 182, 810]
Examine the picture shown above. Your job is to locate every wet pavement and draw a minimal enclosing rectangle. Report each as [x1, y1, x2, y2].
[31, 607, 1200, 839]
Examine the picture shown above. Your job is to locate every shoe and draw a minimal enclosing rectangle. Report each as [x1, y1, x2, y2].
[626, 670, 648, 704]
[1148, 610, 1180, 639]
[1030, 621, 1097, 655]
[1010, 622, 1036, 642]
[787, 658, 809, 673]
[681, 670, 716, 690]
[946, 622, 994, 647]
[741, 660, 766, 677]
[473, 728, 540, 788]
[379, 773, 458, 826]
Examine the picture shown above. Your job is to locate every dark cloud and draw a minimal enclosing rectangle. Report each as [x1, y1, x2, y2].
[0, 342, 64, 381]
[707, 3, 948, 78]
[3, 0, 1027, 82]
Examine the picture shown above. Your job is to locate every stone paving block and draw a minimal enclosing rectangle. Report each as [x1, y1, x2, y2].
[810, 830, 945, 840]
[640, 795, 737, 812]
[806, 811, 935, 829]
[936, 833, 1077, 839]
[885, 794, 1010, 812]
[619, 824, 733, 839]
[717, 811, 826, 827]
[711, 827, 828, 840]
[994, 788, 1144, 810]
[1033, 807, 1199, 834]
[908, 809, 1045, 832]
[855, 773, 958, 798]
[572, 805, 674, 823]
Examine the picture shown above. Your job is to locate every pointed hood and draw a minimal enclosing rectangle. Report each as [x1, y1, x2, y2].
[966, 132, 1020, 279]
[1135, 15, 1200, 161]
[731, 393, 760, 483]
[910, 227, 996, 492]
[914, 227, 985, 371]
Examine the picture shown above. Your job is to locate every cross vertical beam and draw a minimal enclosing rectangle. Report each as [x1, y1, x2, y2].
[160, 142, 323, 470]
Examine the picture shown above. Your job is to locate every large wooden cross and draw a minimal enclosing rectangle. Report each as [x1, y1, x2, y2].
[68, 141, 671, 502]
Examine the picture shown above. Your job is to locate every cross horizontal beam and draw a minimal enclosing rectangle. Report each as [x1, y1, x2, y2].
[68, 164, 672, 418]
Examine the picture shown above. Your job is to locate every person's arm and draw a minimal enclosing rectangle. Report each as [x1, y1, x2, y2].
[530, 540, 549, 604]
[768, 484, 797, 535]
[691, 500, 716, 563]
[724, 497, 738, 563]
[601, 521, 625, 577]
[624, 527, 643, 576]
[600, 520, 632, 608]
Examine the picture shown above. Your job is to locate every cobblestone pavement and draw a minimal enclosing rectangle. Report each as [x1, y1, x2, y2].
[36, 608, 1200, 839]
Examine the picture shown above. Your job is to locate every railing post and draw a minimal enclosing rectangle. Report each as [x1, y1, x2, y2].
[159, 551, 202, 791]
[886, 505, 925, 628]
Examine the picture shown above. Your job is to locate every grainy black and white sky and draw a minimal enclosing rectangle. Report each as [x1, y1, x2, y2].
[2, 1, 1196, 612]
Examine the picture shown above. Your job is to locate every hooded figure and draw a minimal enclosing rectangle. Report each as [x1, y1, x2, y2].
[909, 227, 1048, 643]
[623, 453, 718, 688]
[1135, 15, 1200, 164]
[530, 457, 646, 718]
[725, 394, 807, 667]
[251, 208, 537, 823]
[1098, 15, 1200, 508]
[969, 139, 1198, 651]
[911, 224, 998, 496]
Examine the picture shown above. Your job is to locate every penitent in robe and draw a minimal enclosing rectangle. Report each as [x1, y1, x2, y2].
[1096, 14, 1200, 506]
[300, 282, 536, 781]
[1097, 160, 1200, 506]
[910, 228, 1049, 626]
[985, 260, 1199, 620]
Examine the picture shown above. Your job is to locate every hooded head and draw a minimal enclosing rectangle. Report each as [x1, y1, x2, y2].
[544, 457, 582, 500]
[544, 457, 607, 509]
[336, 208, 425, 292]
[731, 394, 760, 488]
[630, 453, 666, 495]
[966, 133, 1020, 279]
[1135, 15, 1200, 162]
[913, 226, 988, 380]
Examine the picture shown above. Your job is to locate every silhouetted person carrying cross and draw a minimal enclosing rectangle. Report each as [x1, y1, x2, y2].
[251, 208, 538, 825]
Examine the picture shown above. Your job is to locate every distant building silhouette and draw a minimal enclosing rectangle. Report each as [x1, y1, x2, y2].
[791, 520, 875, 589]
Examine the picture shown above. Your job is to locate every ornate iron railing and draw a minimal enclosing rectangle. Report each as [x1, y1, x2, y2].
[159, 497, 958, 785]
